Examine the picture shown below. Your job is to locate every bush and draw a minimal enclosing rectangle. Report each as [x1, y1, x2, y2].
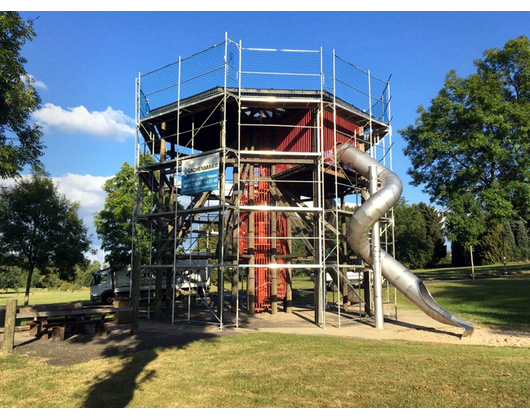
[59, 281, 72, 292]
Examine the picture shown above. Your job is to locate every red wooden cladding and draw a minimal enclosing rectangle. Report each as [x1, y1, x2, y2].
[239, 165, 288, 312]
[323, 110, 363, 163]
[276, 109, 363, 173]
[237, 108, 361, 311]
[275, 110, 314, 174]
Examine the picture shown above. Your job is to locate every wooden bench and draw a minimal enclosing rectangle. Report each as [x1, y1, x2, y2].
[2, 300, 135, 351]
[16, 305, 133, 341]
[24, 316, 108, 340]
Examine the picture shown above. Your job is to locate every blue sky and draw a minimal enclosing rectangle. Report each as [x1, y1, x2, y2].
[12, 10, 530, 261]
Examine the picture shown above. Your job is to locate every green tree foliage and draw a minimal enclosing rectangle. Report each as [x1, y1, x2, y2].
[454, 219, 529, 266]
[476, 223, 505, 266]
[95, 156, 166, 270]
[0, 261, 99, 291]
[503, 222, 518, 262]
[0, 265, 24, 292]
[0, 12, 44, 178]
[450, 241, 469, 267]
[393, 199, 430, 269]
[417, 202, 447, 267]
[445, 193, 485, 275]
[78, 260, 101, 288]
[400, 35, 530, 226]
[445, 193, 486, 249]
[95, 162, 137, 269]
[393, 199, 446, 269]
[38, 259, 100, 289]
[0, 174, 91, 304]
[513, 219, 530, 261]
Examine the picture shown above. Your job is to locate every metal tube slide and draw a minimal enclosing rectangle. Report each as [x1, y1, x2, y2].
[337, 143, 474, 337]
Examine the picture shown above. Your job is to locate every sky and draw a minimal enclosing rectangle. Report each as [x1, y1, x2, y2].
[8, 9, 530, 262]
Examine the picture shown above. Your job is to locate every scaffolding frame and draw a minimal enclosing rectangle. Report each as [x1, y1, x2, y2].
[133, 34, 394, 329]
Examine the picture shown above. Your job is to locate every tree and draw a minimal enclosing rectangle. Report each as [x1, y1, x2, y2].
[513, 219, 530, 261]
[95, 157, 183, 271]
[0, 12, 44, 178]
[393, 198, 430, 269]
[392, 199, 447, 269]
[504, 223, 518, 262]
[400, 35, 530, 225]
[96, 158, 185, 316]
[94, 162, 137, 269]
[0, 265, 23, 292]
[77, 260, 101, 288]
[445, 193, 485, 279]
[0, 174, 91, 304]
[417, 202, 447, 267]
[476, 223, 504, 266]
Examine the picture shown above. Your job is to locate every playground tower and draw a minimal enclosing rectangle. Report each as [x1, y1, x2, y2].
[134, 35, 395, 329]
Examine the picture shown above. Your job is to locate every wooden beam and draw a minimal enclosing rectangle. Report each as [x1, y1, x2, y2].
[2, 299, 17, 353]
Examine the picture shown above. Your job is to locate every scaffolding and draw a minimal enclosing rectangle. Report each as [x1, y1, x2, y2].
[133, 34, 395, 329]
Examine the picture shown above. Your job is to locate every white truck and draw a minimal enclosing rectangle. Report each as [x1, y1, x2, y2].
[90, 260, 210, 304]
[310, 267, 363, 292]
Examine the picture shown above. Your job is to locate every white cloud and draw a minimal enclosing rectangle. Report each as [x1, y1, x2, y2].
[52, 173, 109, 216]
[52, 173, 111, 262]
[21, 74, 48, 91]
[33, 103, 135, 141]
[1, 173, 109, 219]
[27, 74, 48, 90]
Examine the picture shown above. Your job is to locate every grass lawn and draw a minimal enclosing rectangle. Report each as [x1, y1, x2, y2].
[0, 289, 91, 327]
[1, 264, 529, 407]
[0, 288, 90, 307]
[292, 263, 530, 331]
[1, 332, 529, 408]
[413, 262, 530, 281]
[408, 263, 530, 331]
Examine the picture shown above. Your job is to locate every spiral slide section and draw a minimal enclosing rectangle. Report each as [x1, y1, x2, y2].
[336, 143, 474, 337]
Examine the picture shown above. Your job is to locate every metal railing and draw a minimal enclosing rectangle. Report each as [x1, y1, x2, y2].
[138, 37, 390, 123]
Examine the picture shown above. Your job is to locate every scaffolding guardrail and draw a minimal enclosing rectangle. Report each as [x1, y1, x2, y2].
[138, 37, 390, 123]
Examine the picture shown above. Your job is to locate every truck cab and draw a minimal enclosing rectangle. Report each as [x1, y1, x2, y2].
[90, 260, 211, 304]
[90, 263, 117, 304]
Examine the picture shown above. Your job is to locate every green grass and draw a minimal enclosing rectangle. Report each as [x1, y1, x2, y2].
[0, 288, 90, 307]
[406, 264, 530, 331]
[1, 333, 529, 407]
[2, 265, 530, 407]
[413, 262, 530, 281]
[0, 288, 91, 328]
[290, 264, 530, 331]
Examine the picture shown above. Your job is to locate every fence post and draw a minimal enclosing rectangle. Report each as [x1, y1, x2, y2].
[2, 299, 17, 353]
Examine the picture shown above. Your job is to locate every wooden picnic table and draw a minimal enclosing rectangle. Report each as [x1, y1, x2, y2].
[15, 305, 132, 341]
[2, 300, 134, 351]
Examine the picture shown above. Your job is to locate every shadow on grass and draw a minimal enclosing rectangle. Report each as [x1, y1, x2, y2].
[2, 306, 225, 407]
[79, 318, 223, 408]
[83, 348, 158, 408]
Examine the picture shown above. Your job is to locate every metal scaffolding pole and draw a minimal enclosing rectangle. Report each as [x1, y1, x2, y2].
[369, 165, 383, 330]
[171, 55, 182, 324]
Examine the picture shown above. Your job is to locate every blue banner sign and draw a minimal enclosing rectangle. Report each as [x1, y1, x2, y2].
[181, 153, 220, 195]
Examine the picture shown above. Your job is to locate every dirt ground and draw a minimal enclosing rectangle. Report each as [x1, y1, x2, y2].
[2, 307, 530, 366]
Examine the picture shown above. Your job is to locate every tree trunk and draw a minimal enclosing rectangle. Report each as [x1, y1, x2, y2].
[24, 265, 34, 306]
